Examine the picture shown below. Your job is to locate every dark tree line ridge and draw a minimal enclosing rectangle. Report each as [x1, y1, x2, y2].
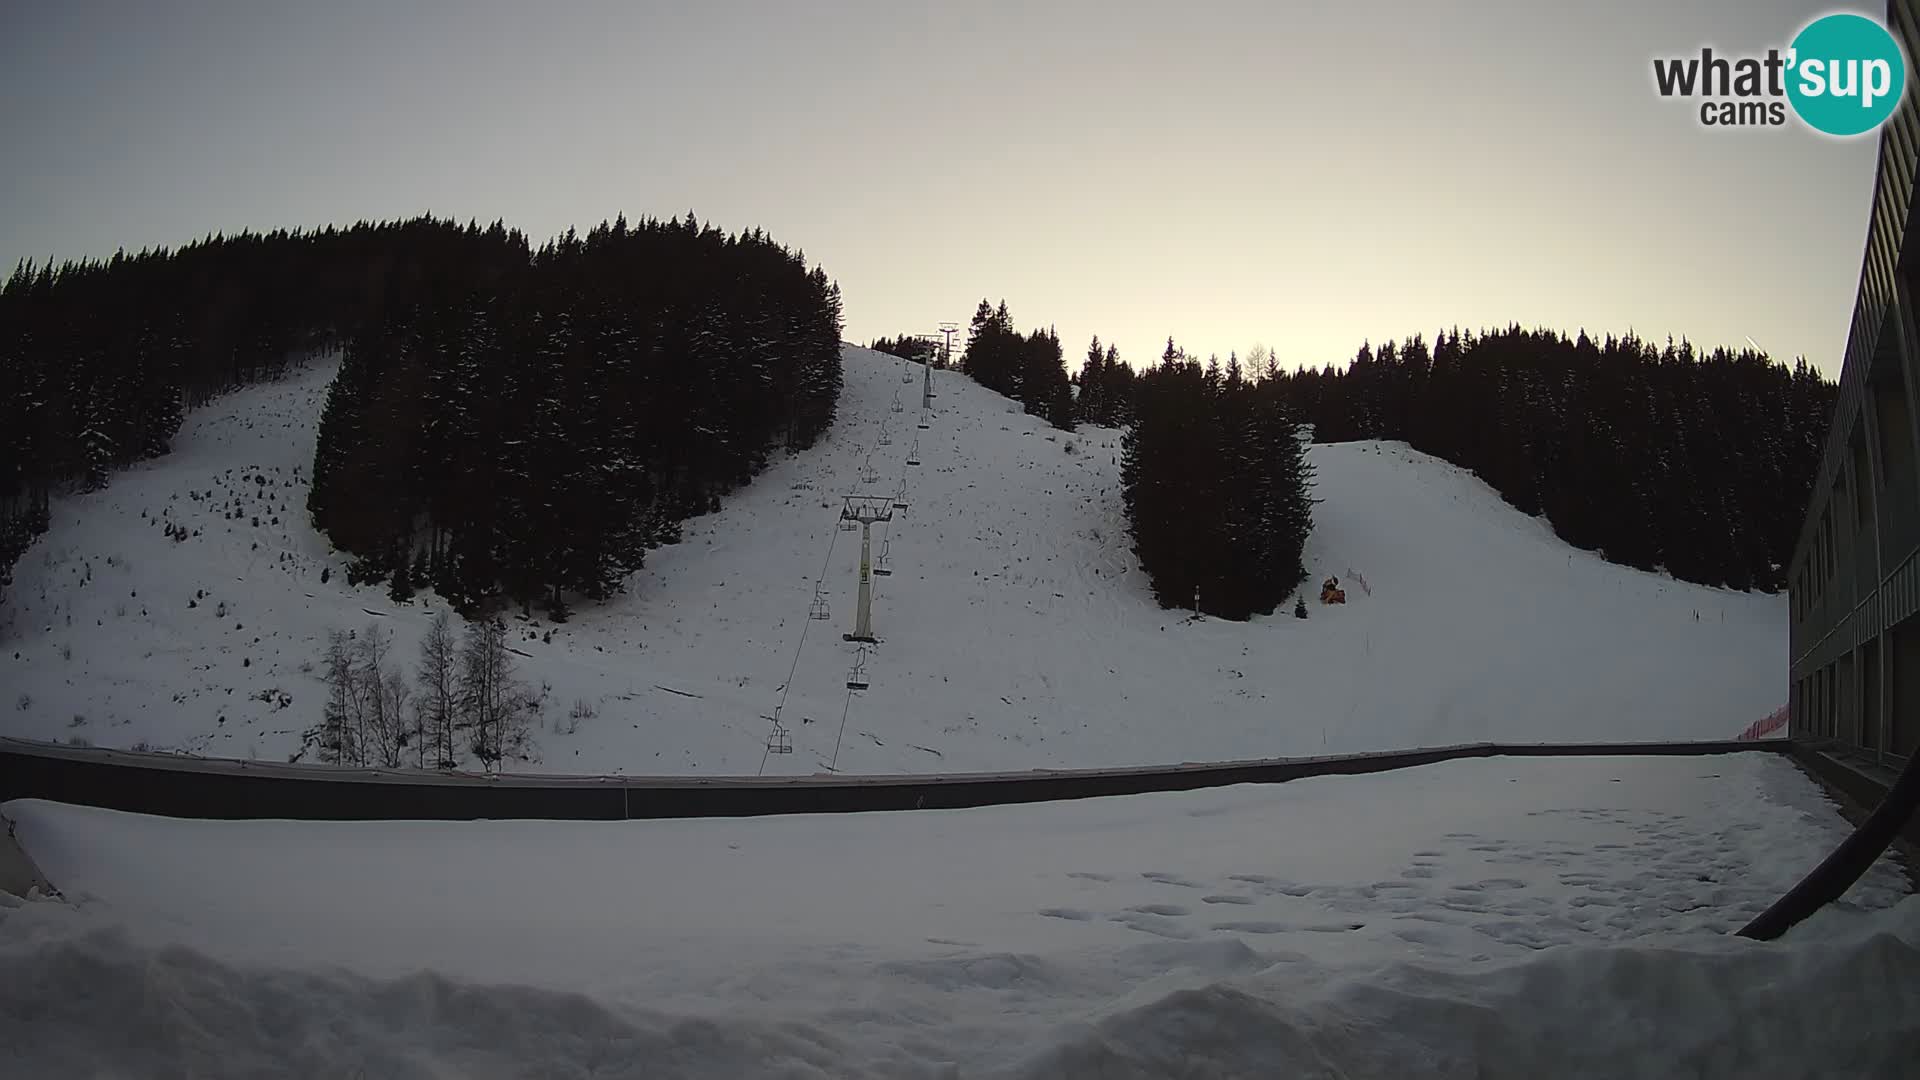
[1, 216, 531, 595]
[1, 213, 843, 618]
[1267, 327, 1834, 592]
[960, 300, 1075, 430]
[307, 213, 845, 618]
[1122, 340, 1316, 619]
[954, 299, 1831, 599]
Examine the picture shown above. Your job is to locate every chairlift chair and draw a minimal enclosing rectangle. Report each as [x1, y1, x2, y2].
[809, 589, 831, 620]
[846, 652, 871, 691]
[766, 722, 793, 754]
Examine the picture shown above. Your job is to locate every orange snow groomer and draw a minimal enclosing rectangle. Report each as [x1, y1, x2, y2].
[1319, 576, 1347, 604]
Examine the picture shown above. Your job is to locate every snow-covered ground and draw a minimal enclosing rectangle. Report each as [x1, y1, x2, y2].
[0, 346, 1786, 774]
[3, 752, 1913, 1077]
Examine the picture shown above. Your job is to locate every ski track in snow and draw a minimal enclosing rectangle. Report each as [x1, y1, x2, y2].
[0, 346, 1788, 775]
[2, 753, 1914, 1077]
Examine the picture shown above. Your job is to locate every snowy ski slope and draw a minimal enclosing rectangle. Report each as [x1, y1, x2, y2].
[0, 347, 1787, 774]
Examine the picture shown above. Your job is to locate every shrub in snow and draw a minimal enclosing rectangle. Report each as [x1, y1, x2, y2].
[557, 698, 595, 735]
[14, 694, 28, 712]
[1294, 595, 1309, 619]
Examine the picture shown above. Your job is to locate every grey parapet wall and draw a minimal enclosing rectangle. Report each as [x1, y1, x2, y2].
[0, 735, 1791, 823]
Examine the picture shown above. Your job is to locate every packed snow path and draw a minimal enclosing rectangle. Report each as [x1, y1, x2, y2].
[2, 754, 1912, 1077]
[1, 347, 1785, 774]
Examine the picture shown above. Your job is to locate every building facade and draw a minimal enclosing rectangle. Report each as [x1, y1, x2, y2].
[1788, 0, 1920, 762]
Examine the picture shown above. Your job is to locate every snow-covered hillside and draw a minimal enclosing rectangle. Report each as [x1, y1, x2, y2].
[0, 347, 1786, 774]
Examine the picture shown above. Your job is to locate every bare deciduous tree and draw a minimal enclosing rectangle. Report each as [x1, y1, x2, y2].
[417, 611, 458, 769]
[459, 616, 535, 771]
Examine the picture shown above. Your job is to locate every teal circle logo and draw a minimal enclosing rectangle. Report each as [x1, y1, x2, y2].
[1787, 13, 1906, 136]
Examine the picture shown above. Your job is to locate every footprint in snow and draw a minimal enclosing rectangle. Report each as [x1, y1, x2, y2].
[1039, 908, 1093, 922]
[1454, 878, 1528, 892]
[1213, 921, 1365, 935]
[1127, 903, 1190, 917]
[1108, 912, 1195, 940]
[1201, 895, 1255, 906]
[1141, 872, 1203, 889]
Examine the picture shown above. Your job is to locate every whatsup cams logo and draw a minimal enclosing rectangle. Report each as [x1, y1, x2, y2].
[1653, 12, 1907, 135]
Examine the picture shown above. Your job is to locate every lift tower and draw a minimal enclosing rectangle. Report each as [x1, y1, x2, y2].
[839, 495, 894, 643]
[939, 322, 960, 368]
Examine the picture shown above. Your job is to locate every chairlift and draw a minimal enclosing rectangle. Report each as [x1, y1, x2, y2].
[809, 589, 831, 620]
[766, 721, 793, 754]
[846, 649, 871, 691]
[906, 441, 921, 467]
[878, 430, 892, 446]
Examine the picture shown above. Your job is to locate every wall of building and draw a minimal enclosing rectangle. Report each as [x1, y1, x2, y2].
[1787, 0, 1920, 765]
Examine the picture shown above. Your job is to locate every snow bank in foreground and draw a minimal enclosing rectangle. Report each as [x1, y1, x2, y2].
[2, 754, 1911, 1076]
[4, 899, 1917, 1078]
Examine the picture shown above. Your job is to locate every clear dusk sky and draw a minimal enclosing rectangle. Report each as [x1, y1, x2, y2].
[0, 0, 1885, 376]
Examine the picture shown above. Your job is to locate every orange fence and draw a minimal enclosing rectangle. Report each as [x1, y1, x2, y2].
[1736, 705, 1789, 741]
